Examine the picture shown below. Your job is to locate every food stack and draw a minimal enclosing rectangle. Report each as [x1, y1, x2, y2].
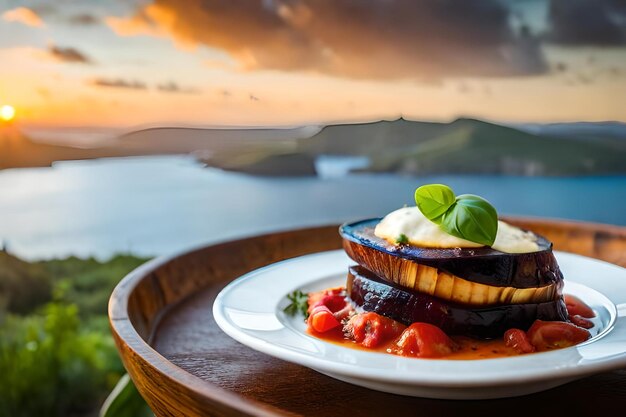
[339, 219, 569, 339]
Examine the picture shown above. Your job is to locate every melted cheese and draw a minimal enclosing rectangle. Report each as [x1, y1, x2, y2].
[374, 207, 539, 253]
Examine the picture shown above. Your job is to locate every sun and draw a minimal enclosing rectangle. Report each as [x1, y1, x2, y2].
[1, 105, 16, 122]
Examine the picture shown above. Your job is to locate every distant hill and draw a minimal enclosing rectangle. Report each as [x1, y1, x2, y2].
[116, 126, 317, 176]
[204, 150, 316, 177]
[0, 125, 317, 170]
[116, 125, 317, 154]
[0, 127, 139, 170]
[3, 119, 625, 176]
[360, 118, 626, 175]
[515, 121, 626, 143]
[297, 118, 443, 155]
[295, 118, 625, 176]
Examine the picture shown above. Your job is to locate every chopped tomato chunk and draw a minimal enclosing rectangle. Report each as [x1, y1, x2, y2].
[308, 305, 342, 333]
[527, 320, 590, 351]
[564, 295, 595, 318]
[392, 323, 456, 358]
[307, 288, 346, 314]
[569, 314, 594, 329]
[310, 294, 346, 312]
[307, 288, 353, 322]
[345, 312, 406, 348]
[504, 328, 535, 353]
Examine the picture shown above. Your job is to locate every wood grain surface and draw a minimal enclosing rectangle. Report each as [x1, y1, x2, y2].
[109, 218, 626, 416]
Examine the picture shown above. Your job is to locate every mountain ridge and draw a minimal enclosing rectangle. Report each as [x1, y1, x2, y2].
[2, 118, 625, 176]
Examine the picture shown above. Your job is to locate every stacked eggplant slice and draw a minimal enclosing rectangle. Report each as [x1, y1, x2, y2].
[340, 219, 569, 339]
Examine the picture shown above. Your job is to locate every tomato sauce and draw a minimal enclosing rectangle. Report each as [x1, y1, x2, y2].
[303, 288, 596, 360]
[308, 328, 520, 360]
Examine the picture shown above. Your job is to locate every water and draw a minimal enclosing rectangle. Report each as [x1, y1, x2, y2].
[0, 155, 624, 261]
[315, 155, 370, 178]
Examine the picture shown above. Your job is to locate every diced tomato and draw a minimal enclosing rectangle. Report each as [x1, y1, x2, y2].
[307, 289, 346, 314]
[308, 305, 342, 333]
[307, 287, 353, 321]
[527, 320, 590, 351]
[503, 328, 535, 354]
[303, 286, 343, 297]
[307, 291, 327, 313]
[325, 295, 347, 312]
[564, 295, 595, 318]
[568, 314, 594, 329]
[344, 312, 406, 348]
[392, 322, 456, 358]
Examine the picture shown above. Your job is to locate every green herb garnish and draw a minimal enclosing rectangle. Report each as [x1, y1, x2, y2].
[414, 184, 498, 246]
[396, 234, 409, 244]
[284, 290, 309, 317]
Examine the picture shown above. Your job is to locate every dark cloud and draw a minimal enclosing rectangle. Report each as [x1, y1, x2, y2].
[547, 0, 626, 45]
[91, 78, 147, 89]
[156, 81, 199, 94]
[48, 45, 92, 64]
[107, 0, 548, 80]
[68, 13, 100, 25]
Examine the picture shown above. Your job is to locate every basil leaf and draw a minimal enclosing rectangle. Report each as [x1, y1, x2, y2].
[414, 184, 456, 221]
[440, 194, 498, 246]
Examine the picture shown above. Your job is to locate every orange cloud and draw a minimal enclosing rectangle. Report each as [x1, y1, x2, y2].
[105, 4, 168, 38]
[105, 0, 548, 80]
[2, 7, 45, 28]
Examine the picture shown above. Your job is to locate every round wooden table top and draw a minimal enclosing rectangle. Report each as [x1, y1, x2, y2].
[109, 217, 626, 417]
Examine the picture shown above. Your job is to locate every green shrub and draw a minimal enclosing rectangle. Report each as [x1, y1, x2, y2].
[0, 253, 150, 416]
[0, 253, 52, 314]
[41, 255, 148, 317]
[0, 302, 125, 417]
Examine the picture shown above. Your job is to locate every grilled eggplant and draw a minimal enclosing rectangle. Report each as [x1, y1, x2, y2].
[340, 219, 563, 306]
[347, 265, 568, 339]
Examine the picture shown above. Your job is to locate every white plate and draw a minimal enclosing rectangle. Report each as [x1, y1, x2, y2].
[213, 250, 626, 399]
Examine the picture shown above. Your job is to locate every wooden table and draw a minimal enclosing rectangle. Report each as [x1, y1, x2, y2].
[109, 218, 626, 416]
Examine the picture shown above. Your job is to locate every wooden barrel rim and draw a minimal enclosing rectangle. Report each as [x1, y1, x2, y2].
[110, 243, 285, 416]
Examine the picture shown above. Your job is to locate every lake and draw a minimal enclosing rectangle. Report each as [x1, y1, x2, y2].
[0, 155, 624, 261]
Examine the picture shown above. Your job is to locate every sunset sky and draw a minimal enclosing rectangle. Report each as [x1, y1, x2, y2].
[1, 0, 625, 128]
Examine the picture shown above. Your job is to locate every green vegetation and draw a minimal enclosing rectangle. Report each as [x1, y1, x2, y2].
[206, 150, 317, 177]
[363, 119, 626, 176]
[0, 252, 150, 417]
